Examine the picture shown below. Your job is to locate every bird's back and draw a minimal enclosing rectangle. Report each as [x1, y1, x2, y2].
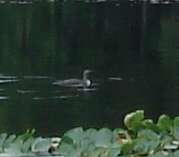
[52, 78, 83, 87]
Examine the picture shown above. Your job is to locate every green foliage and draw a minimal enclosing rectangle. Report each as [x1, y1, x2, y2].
[0, 129, 35, 155]
[0, 129, 59, 156]
[2, 111, 179, 157]
[173, 117, 179, 140]
[124, 110, 144, 131]
[56, 110, 179, 157]
[157, 115, 173, 133]
[58, 127, 121, 157]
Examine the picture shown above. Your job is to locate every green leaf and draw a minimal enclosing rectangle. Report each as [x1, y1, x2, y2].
[137, 129, 160, 141]
[124, 110, 144, 131]
[160, 135, 173, 147]
[142, 119, 159, 132]
[0, 133, 7, 152]
[63, 127, 84, 145]
[80, 136, 95, 153]
[121, 141, 134, 154]
[173, 150, 179, 157]
[60, 136, 74, 145]
[132, 129, 160, 155]
[4, 138, 23, 155]
[88, 147, 107, 157]
[15, 129, 35, 143]
[108, 147, 121, 157]
[133, 138, 159, 155]
[3, 134, 16, 149]
[22, 137, 35, 153]
[157, 115, 173, 133]
[84, 128, 97, 140]
[31, 137, 51, 153]
[93, 128, 113, 147]
[58, 143, 79, 157]
[173, 116, 179, 139]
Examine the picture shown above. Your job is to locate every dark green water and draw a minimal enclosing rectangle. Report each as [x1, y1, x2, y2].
[0, 1, 179, 136]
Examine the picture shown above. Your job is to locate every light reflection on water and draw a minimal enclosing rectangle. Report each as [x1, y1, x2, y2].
[0, 2, 178, 136]
[0, 73, 99, 101]
[0, 72, 122, 136]
[17, 89, 37, 94]
[0, 96, 9, 100]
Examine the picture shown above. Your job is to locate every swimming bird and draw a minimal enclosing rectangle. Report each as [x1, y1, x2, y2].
[52, 70, 93, 88]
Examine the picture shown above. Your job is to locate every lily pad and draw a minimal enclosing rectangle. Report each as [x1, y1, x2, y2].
[3, 134, 16, 150]
[142, 119, 160, 132]
[22, 137, 35, 153]
[0, 133, 7, 152]
[93, 128, 113, 147]
[124, 110, 144, 131]
[173, 117, 179, 140]
[157, 115, 173, 133]
[63, 127, 84, 145]
[31, 137, 52, 154]
[58, 143, 79, 157]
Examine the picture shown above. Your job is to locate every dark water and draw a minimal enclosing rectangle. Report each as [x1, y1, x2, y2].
[0, 1, 179, 136]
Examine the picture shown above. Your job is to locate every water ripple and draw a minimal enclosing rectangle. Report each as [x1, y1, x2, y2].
[0, 79, 19, 84]
[0, 96, 9, 100]
[23, 76, 49, 79]
[17, 89, 37, 94]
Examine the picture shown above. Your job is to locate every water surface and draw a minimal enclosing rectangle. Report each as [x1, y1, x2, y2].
[0, 2, 179, 135]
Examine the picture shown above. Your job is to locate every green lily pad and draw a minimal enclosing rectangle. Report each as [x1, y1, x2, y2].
[137, 129, 160, 141]
[63, 127, 84, 145]
[160, 135, 173, 147]
[31, 137, 51, 154]
[58, 143, 79, 157]
[84, 128, 97, 140]
[124, 110, 144, 131]
[142, 119, 160, 132]
[4, 136, 25, 155]
[3, 134, 17, 152]
[132, 129, 160, 155]
[22, 137, 35, 153]
[173, 150, 179, 157]
[0, 133, 8, 152]
[157, 114, 173, 133]
[173, 116, 179, 140]
[93, 128, 113, 147]
[109, 147, 121, 157]
[121, 141, 134, 154]
[133, 138, 159, 155]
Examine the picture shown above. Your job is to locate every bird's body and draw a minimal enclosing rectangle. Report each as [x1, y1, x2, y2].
[52, 70, 92, 88]
[53, 78, 90, 87]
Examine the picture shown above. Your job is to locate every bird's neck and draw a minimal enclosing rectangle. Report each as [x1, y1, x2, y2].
[83, 73, 88, 82]
[83, 74, 91, 87]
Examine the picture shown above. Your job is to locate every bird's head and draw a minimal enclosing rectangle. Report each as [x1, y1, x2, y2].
[84, 69, 93, 74]
[83, 69, 93, 85]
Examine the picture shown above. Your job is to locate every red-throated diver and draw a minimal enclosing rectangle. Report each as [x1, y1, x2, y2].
[52, 70, 92, 88]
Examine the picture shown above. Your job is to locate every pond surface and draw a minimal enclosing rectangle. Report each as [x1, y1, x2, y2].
[0, 1, 179, 136]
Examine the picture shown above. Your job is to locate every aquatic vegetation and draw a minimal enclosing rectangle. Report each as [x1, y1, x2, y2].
[0, 129, 61, 156]
[2, 110, 179, 156]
